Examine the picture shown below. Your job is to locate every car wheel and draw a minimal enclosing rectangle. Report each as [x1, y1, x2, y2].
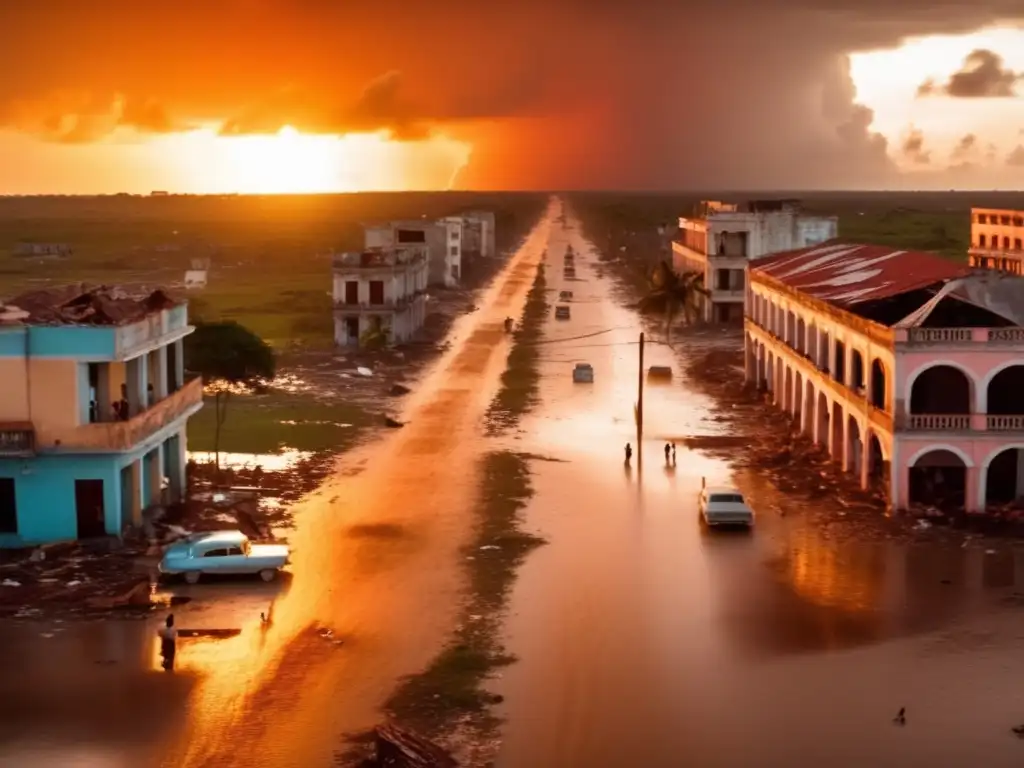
[184, 571, 201, 584]
[259, 569, 277, 583]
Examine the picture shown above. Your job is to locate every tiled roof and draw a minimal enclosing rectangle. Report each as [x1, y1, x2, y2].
[750, 242, 972, 307]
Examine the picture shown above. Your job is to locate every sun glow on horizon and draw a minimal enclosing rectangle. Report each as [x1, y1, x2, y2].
[151, 125, 472, 195]
[849, 26, 1024, 170]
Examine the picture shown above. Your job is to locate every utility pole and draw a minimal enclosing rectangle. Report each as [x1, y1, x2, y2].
[636, 332, 645, 465]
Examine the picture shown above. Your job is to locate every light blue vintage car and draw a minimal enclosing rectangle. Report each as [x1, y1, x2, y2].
[159, 530, 290, 584]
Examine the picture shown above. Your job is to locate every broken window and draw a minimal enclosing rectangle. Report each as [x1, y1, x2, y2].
[369, 281, 385, 305]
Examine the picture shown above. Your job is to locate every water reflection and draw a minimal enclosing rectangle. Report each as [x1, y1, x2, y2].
[187, 449, 311, 471]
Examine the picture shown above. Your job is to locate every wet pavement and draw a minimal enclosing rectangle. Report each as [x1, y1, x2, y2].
[6, 201, 1024, 767]
[492, 214, 1024, 767]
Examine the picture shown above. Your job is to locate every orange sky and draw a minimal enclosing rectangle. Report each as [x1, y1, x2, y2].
[1, 1, 1023, 193]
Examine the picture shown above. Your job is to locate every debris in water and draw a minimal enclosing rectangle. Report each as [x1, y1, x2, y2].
[2, 579, 21, 587]
[479, 545, 500, 551]
[356, 367, 373, 377]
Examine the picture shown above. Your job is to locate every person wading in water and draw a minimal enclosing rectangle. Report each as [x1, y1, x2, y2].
[159, 614, 178, 670]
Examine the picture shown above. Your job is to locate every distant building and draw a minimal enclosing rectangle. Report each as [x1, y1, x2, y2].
[672, 199, 837, 322]
[332, 247, 429, 347]
[969, 208, 1024, 274]
[13, 242, 72, 259]
[184, 258, 210, 290]
[461, 211, 496, 257]
[745, 242, 1024, 513]
[0, 285, 202, 546]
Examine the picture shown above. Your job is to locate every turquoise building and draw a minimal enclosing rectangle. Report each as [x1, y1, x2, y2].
[0, 285, 203, 547]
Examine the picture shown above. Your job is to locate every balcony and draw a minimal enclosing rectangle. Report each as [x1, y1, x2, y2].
[711, 288, 745, 302]
[908, 414, 971, 431]
[42, 376, 203, 452]
[901, 327, 1024, 344]
[333, 290, 425, 312]
[0, 423, 35, 457]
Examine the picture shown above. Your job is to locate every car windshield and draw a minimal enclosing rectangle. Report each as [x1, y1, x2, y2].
[710, 493, 744, 504]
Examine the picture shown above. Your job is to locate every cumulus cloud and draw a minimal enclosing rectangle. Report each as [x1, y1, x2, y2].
[900, 126, 931, 164]
[951, 133, 978, 162]
[1008, 145, 1024, 166]
[917, 49, 1021, 98]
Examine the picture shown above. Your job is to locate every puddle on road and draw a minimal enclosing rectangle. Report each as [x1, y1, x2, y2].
[187, 449, 312, 471]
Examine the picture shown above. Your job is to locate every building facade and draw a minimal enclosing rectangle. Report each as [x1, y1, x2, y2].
[365, 219, 464, 287]
[968, 208, 1024, 274]
[744, 242, 1024, 514]
[673, 199, 837, 322]
[0, 286, 202, 547]
[332, 248, 429, 347]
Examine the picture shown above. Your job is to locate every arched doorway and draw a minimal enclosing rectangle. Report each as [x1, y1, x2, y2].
[870, 358, 887, 410]
[909, 365, 973, 421]
[987, 365, 1024, 420]
[850, 350, 865, 391]
[831, 402, 845, 463]
[867, 432, 887, 485]
[803, 381, 815, 437]
[816, 391, 829, 446]
[909, 448, 968, 509]
[846, 416, 863, 476]
[984, 447, 1024, 506]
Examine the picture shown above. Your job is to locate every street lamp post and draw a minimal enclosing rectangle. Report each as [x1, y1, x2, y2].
[636, 332, 644, 465]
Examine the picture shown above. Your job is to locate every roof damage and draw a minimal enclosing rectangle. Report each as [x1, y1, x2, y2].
[0, 284, 181, 327]
[751, 242, 1024, 329]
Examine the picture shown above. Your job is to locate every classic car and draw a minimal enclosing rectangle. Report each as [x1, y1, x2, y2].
[159, 530, 290, 584]
[559, 290, 574, 301]
[698, 485, 755, 528]
[564, 266, 577, 278]
[573, 362, 594, 383]
[555, 305, 571, 320]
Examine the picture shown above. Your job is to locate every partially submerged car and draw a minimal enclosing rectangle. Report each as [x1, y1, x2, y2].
[564, 266, 577, 279]
[159, 530, 290, 584]
[698, 483, 754, 528]
[573, 362, 594, 383]
[559, 290, 573, 301]
[555, 305, 571, 320]
[647, 365, 673, 381]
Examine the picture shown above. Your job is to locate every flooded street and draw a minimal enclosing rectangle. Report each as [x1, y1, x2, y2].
[493, 213, 1024, 767]
[5, 201, 1024, 768]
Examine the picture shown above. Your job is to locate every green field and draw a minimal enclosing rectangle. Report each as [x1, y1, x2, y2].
[0, 192, 546, 349]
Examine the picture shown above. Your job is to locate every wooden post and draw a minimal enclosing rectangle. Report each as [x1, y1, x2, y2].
[637, 332, 645, 465]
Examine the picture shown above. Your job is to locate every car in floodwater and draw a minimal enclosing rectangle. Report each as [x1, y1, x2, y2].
[564, 266, 576, 279]
[159, 530, 290, 584]
[572, 362, 594, 383]
[559, 290, 573, 301]
[698, 486, 755, 528]
[647, 365, 673, 381]
[555, 305, 571, 320]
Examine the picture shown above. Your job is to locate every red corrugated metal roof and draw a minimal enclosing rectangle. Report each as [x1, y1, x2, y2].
[750, 242, 972, 307]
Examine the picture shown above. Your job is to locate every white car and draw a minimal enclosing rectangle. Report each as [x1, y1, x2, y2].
[159, 530, 290, 583]
[573, 362, 594, 383]
[698, 486, 754, 528]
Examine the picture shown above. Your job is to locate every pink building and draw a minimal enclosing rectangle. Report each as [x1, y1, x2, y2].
[743, 242, 1024, 513]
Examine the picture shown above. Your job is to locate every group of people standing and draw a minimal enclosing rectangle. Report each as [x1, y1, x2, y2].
[623, 442, 677, 465]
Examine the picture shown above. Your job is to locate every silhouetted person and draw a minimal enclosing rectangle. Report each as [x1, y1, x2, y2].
[664, 443, 671, 464]
[159, 614, 177, 670]
[671, 442, 677, 465]
[624, 443, 632, 464]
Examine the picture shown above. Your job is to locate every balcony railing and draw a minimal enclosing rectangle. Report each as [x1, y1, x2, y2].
[986, 415, 1024, 431]
[908, 414, 971, 430]
[902, 327, 1024, 344]
[0, 423, 34, 457]
[40, 376, 203, 452]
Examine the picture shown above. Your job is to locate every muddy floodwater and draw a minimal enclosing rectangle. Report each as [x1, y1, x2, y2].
[4, 200, 1024, 768]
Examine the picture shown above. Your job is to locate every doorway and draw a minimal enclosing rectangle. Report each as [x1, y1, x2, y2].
[74, 479, 106, 538]
[0, 478, 16, 534]
[345, 317, 359, 342]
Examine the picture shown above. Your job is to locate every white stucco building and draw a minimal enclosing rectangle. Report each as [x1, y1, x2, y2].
[672, 199, 837, 322]
[969, 208, 1024, 274]
[332, 247, 428, 347]
[364, 219, 463, 287]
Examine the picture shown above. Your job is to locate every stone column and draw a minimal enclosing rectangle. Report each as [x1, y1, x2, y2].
[125, 358, 143, 417]
[859, 432, 870, 489]
[966, 466, 981, 513]
[130, 460, 143, 524]
[174, 339, 185, 389]
[153, 346, 168, 400]
[148, 445, 164, 508]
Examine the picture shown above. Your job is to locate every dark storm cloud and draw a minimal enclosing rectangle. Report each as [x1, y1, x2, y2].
[901, 127, 931, 164]
[1, 0, 1023, 187]
[917, 49, 1021, 97]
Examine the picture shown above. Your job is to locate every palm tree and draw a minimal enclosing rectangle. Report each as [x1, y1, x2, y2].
[638, 259, 709, 346]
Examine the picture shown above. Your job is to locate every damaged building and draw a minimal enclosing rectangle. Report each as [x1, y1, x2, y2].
[0, 284, 202, 546]
[744, 242, 1024, 514]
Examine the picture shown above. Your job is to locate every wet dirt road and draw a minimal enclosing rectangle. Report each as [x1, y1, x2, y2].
[492, 213, 1024, 767]
[0, 199, 558, 768]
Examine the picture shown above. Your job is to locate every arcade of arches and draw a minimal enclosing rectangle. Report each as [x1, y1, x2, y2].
[745, 289, 1024, 513]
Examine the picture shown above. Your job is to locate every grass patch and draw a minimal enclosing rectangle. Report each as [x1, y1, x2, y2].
[486, 263, 548, 434]
[187, 390, 375, 454]
[386, 450, 544, 738]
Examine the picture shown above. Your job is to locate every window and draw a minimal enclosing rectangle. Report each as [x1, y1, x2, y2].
[369, 281, 385, 304]
[344, 281, 358, 304]
[203, 548, 228, 558]
[1014, 218, 1024, 227]
[977, 214, 988, 224]
[450, 230, 459, 242]
[225, 546, 244, 556]
[1002, 216, 1012, 226]
[979, 234, 987, 247]
[709, 493, 744, 504]
[1016, 239, 1022, 251]
[449, 245, 459, 257]
[1005, 237, 1012, 249]
[0, 478, 16, 534]
[732, 269, 745, 289]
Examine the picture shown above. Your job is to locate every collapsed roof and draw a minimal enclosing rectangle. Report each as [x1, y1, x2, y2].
[0, 283, 181, 327]
[751, 242, 1024, 329]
